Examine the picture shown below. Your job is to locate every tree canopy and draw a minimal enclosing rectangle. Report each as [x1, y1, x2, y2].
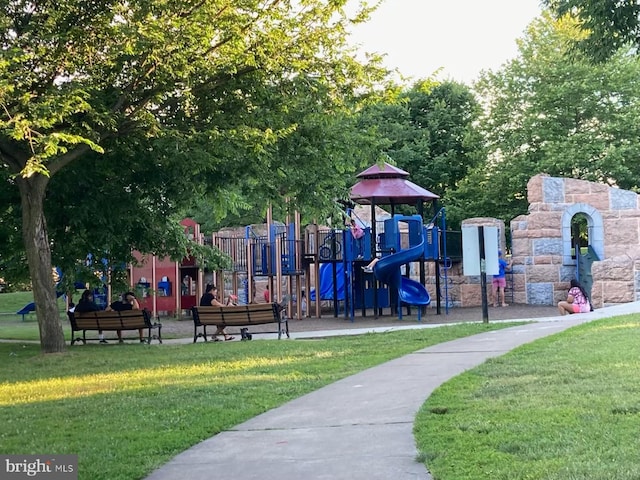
[446, 12, 640, 228]
[544, 0, 640, 62]
[356, 79, 484, 215]
[0, 0, 386, 352]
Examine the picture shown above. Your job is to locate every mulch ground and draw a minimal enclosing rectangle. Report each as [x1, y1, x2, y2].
[159, 303, 561, 338]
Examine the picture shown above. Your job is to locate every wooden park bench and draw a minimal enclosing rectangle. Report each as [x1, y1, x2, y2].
[191, 303, 289, 343]
[67, 309, 162, 345]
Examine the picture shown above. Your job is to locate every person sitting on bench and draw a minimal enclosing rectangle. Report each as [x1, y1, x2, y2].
[106, 291, 145, 343]
[75, 289, 108, 343]
[199, 284, 235, 341]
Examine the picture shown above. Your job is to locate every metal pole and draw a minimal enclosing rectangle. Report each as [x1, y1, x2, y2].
[371, 201, 378, 318]
[479, 225, 489, 323]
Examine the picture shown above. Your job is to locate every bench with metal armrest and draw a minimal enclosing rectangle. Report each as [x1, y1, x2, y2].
[191, 303, 289, 342]
[67, 309, 162, 345]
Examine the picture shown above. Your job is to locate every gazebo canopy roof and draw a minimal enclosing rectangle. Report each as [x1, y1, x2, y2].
[350, 162, 439, 206]
[356, 162, 409, 179]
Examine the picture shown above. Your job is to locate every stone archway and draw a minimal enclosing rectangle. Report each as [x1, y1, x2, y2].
[561, 203, 604, 265]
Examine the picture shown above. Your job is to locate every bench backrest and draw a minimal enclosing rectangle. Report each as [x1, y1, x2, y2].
[68, 309, 151, 331]
[192, 303, 280, 327]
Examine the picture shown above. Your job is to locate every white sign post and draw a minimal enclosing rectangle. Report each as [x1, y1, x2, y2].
[462, 225, 499, 322]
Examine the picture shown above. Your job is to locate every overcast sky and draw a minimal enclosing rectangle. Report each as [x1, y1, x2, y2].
[347, 0, 544, 84]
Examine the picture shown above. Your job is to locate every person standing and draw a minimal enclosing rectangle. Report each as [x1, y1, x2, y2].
[492, 251, 511, 307]
[350, 219, 364, 258]
[558, 279, 591, 315]
[300, 291, 307, 317]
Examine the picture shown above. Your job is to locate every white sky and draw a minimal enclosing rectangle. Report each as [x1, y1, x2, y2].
[347, 0, 544, 84]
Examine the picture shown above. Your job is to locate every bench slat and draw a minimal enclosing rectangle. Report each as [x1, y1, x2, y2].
[198, 312, 275, 325]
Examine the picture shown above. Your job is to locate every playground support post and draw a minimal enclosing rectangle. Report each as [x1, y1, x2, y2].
[293, 210, 303, 319]
[435, 260, 441, 315]
[370, 202, 378, 318]
[308, 221, 321, 318]
[151, 255, 157, 317]
[246, 242, 254, 303]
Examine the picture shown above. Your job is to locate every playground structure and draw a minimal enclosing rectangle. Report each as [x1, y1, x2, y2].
[511, 174, 640, 308]
[123, 162, 457, 321]
[343, 162, 451, 318]
[127, 212, 309, 320]
[128, 218, 204, 317]
[211, 207, 306, 321]
[211, 206, 447, 322]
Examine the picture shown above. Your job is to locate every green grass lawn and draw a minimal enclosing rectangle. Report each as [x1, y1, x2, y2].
[0, 291, 184, 341]
[0, 291, 70, 340]
[0, 321, 515, 480]
[5, 290, 639, 480]
[415, 314, 640, 480]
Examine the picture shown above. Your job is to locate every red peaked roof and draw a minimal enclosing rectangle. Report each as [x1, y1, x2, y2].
[357, 162, 410, 179]
[350, 162, 439, 206]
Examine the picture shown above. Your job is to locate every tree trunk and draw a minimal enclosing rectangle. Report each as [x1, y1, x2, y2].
[17, 174, 66, 353]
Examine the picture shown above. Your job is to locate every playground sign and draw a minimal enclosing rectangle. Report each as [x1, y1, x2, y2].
[462, 225, 499, 323]
[461, 225, 499, 276]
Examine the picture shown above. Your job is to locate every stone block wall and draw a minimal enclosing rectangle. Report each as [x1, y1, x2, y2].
[511, 175, 640, 307]
[427, 175, 640, 308]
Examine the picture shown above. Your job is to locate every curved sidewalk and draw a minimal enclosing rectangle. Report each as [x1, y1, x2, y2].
[146, 303, 639, 480]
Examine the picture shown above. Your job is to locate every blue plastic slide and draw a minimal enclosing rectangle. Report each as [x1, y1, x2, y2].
[16, 291, 66, 321]
[373, 240, 430, 316]
[310, 263, 345, 301]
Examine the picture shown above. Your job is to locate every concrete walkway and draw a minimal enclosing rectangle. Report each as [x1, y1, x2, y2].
[146, 303, 639, 480]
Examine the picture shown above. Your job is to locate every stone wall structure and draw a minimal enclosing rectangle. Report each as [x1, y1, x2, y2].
[428, 174, 640, 308]
[510, 174, 640, 307]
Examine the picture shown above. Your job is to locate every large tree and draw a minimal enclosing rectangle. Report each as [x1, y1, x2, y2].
[446, 12, 640, 228]
[0, 0, 381, 352]
[357, 79, 484, 203]
[186, 71, 388, 231]
[544, 0, 640, 62]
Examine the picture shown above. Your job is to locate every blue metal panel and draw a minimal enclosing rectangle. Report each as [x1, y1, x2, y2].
[424, 226, 439, 260]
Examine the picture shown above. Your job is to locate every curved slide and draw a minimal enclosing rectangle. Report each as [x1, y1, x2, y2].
[373, 241, 430, 308]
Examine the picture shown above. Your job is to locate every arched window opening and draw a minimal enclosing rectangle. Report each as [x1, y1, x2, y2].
[562, 204, 603, 266]
[570, 213, 589, 259]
